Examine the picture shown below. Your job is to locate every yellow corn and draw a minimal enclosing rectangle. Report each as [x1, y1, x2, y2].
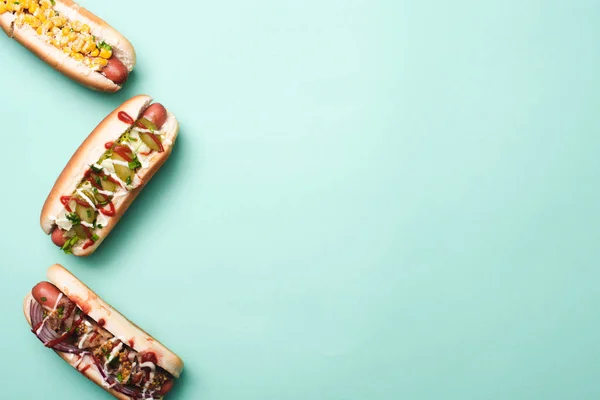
[71, 20, 81, 32]
[72, 38, 84, 52]
[51, 16, 65, 28]
[33, 8, 45, 22]
[71, 52, 84, 61]
[40, 20, 52, 32]
[0, 4, 5, 14]
[8, 0, 112, 70]
[92, 58, 108, 68]
[99, 47, 112, 59]
[82, 40, 95, 54]
[24, 14, 41, 28]
[43, 8, 54, 19]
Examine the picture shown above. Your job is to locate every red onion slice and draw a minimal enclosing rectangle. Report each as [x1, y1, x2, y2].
[30, 300, 88, 355]
[93, 358, 161, 399]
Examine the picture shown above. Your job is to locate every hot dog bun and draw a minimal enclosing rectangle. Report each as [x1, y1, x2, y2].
[23, 264, 184, 397]
[0, 0, 135, 92]
[40, 94, 179, 256]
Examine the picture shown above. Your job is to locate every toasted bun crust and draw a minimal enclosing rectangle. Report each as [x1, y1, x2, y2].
[1, 0, 135, 92]
[25, 264, 184, 379]
[40, 94, 179, 256]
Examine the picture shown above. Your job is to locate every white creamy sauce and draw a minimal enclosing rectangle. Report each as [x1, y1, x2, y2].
[75, 189, 97, 209]
[77, 320, 94, 348]
[104, 341, 124, 369]
[35, 293, 63, 335]
[141, 361, 156, 390]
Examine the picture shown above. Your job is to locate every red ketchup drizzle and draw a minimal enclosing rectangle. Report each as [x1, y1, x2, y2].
[128, 339, 135, 347]
[118, 111, 134, 125]
[79, 364, 91, 373]
[141, 352, 158, 364]
[60, 196, 73, 212]
[82, 240, 95, 250]
[99, 202, 115, 216]
[113, 145, 133, 162]
[148, 133, 164, 153]
[105, 141, 114, 149]
[60, 196, 91, 210]
[140, 150, 153, 156]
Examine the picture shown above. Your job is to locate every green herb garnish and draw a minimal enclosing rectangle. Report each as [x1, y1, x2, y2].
[90, 164, 102, 173]
[92, 234, 99, 242]
[128, 155, 142, 170]
[50, 0, 55, 4]
[66, 212, 81, 225]
[41, 297, 47, 302]
[98, 41, 112, 51]
[126, 176, 132, 185]
[61, 235, 79, 254]
[116, 372, 123, 382]
[57, 306, 64, 318]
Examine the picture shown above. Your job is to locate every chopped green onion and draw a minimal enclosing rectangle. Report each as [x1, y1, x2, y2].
[61, 235, 79, 254]
[98, 41, 112, 51]
[128, 155, 142, 170]
[66, 213, 81, 225]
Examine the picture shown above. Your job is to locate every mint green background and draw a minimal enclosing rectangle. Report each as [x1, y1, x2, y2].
[1, 0, 600, 399]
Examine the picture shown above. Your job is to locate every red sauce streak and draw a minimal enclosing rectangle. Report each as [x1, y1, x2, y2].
[85, 169, 123, 191]
[105, 141, 114, 149]
[98, 318, 105, 327]
[118, 111, 134, 125]
[113, 145, 133, 162]
[128, 339, 135, 347]
[147, 132, 164, 153]
[81, 225, 93, 239]
[141, 352, 157, 364]
[140, 150, 153, 156]
[99, 202, 115, 216]
[82, 240, 95, 250]
[60, 195, 90, 209]
[80, 364, 91, 373]
[60, 196, 73, 212]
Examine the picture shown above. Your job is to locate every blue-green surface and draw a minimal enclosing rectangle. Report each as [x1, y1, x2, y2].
[1, 0, 600, 399]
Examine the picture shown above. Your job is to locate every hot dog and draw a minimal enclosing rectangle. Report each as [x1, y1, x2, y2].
[40, 95, 179, 256]
[0, 0, 134, 91]
[24, 264, 183, 399]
